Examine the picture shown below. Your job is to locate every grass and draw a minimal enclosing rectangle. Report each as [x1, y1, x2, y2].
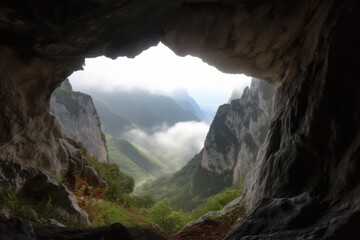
[93, 200, 148, 227]
[64, 156, 153, 228]
[147, 179, 245, 234]
[137, 151, 234, 212]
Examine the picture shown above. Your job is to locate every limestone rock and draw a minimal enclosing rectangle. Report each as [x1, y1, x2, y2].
[50, 79, 108, 163]
[0, 1, 359, 239]
[202, 78, 276, 182]
[0, 161, 89, 224]
[225, 193, 360, 240]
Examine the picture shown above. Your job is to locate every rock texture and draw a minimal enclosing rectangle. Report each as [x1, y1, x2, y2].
[202, 78, 276, 183]
[0, 216, 166, 240]
[0, 161, 88, 223]
[0, 0, 359, 239]
[50, 79, 108, 163]
[0, 45, 84, 176]
[227, 2, 360, 239]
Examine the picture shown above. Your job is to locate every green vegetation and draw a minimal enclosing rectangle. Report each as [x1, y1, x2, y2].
[87, 155, 134, 200]
[149, 200, 189, 233]
[64, 155, 155, 227]
[137, 151, 234, 212]
[0, 187, 80, 227]
[147, 179, 244, 233]
[106, 135, 169, 183]
[0, 151, 244, 235]
[192, 179, 244, 219]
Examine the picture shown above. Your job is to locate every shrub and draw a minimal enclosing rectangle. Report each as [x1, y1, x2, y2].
[149, 200, 188, 233]
[192, 178, 244, 219]
[86, 155, 135, 201]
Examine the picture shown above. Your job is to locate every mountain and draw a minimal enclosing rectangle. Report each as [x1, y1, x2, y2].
[106, 135, 169, 183]
[171, 89, 214, 123]
[51, 81, 168, 183]
[92, 99, 136, 137]
[50, 80, 108, 162]
[87, 89, 200, 135]
[140, 78, 276, 210]
[202, 78, 276, 182]
[137, 150, 233, 211]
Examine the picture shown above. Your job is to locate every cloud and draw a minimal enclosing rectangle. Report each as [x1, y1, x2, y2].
[121, 121, 209, 171]
[69, 43, 251, 111]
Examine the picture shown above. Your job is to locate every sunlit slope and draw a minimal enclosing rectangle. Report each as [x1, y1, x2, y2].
[137, 150, 233, 211]
[106, 135, 169, 183]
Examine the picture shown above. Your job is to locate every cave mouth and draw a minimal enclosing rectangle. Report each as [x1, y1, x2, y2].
[1, 1, 360, 239]
[47, 42, 256, 234]
[65, 42, 252, 176]
[70, 42, 252, 116]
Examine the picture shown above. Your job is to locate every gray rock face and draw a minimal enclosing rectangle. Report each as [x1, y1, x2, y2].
[50, 80, 108, 163]
[0, 161, 89, 224]
[202, 78, 276, 183]
[0, 1, 359, 239]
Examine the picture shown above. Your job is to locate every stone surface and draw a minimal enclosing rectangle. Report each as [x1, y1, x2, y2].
[50, 79, 108, 163]
[202, 78, 276, 183]
[0, 161, 89, 224]
[0, 215, 166, 240]
[0, 0, 359, 239]
[225, 193, 360, 240]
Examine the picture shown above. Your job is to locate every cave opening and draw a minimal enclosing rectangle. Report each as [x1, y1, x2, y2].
[49, 42, 257, 233]
[1, 1, 360, 239]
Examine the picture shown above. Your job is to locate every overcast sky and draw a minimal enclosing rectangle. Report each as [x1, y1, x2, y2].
[69, 43, 251, 111]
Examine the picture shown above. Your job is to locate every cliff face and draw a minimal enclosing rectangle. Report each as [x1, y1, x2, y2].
[202, 78, 276, 183]
[0, 1, 359, 239]
[50, 80, 108, 163]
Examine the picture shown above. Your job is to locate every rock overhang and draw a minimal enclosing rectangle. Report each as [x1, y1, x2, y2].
[1, 1, 360, 238]
[0, 1, 332, 84]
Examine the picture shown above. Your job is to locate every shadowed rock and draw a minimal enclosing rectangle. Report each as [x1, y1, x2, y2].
[0, 0, 359, 239]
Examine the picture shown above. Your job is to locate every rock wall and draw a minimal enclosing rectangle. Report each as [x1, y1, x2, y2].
[50, 80, 108, 163]
[0, 1, 359, 238]
[0, 46, 84, 176]
[226, 3, 360, 239]
[202, 78, 276, 183]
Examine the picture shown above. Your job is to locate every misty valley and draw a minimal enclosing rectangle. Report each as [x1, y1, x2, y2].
[1, 1, 358, 239]
[35, 67, 275, 239]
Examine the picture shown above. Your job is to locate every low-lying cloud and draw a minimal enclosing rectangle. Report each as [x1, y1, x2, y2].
[122, 121, 210, 171]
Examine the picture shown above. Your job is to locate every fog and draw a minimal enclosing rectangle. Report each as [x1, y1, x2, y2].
[122, 121, 209, 170]
[70, 43, 251, 112]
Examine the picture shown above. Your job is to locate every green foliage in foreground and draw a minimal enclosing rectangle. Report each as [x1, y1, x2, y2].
[86, 199, 149, 227]
[192, 179, 244, 220]
[149, 200, 189, 233]
[148, 180, 244, 233]
[81, 156, 155, 227]
[87, 155, 135, 201]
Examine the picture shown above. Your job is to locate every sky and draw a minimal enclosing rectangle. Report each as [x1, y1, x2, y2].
[69, 42, 251, 111]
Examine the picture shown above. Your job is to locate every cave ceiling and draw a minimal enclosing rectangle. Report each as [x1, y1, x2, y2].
[0, 0, 330, 83]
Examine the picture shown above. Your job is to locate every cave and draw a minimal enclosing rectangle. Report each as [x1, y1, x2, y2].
[0, 1, 360, 239]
